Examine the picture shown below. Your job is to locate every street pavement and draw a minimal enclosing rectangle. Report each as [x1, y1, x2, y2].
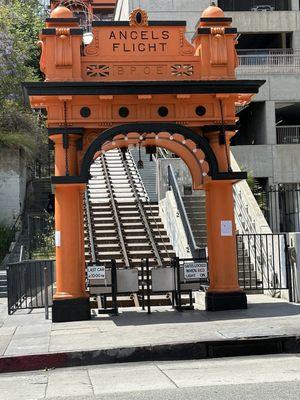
[0, 355, 299, 399]
[0, 294, 300, 358]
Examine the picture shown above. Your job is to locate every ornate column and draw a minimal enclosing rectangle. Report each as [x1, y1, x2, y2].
[204, 131, 247, 310]
[204, 180, 247, 310]
[49, 131, 90, 322]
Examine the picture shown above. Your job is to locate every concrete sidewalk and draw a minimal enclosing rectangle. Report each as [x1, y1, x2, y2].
[0, 295, 299, 373]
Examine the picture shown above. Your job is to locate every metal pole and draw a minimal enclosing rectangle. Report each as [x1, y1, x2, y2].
[111, 260, 118, 316]
[141, 259, 145, 310]
[44, 266, 49, 320]
[19, 245, 24, 262]
[176, 257, 182, 311]
[284, 235, 293, 302]
[146, 258, 151, 314]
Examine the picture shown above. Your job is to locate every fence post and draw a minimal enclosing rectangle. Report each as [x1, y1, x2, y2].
[44, 266, 49, 320]
[175, 257, 182, 312]
[111, 259, 118, 316]
[284, 235, 294, 302]
[146, 258, 151, 314]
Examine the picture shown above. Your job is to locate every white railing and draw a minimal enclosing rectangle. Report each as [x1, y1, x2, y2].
[238, 49, 293, 56]
[237, 52, 300, 74]
[276, 126, 300, 144]
[230, 154, 288, 296]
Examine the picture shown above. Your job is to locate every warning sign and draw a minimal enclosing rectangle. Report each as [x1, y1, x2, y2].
[183, 263, 208, 280]
[87, 265, 106, 280]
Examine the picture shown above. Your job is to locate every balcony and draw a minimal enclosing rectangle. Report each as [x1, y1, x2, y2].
[218, 0, 292, 12]
[237, 49, 300, 74]
[277, 126, 300, 144]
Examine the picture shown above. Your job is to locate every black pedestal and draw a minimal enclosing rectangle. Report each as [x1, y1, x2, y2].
[52, 298, 91, 322]
[205, 291, 247, 311]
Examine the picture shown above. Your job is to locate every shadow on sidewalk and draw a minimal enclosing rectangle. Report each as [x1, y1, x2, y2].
[93, 300, 300, 327]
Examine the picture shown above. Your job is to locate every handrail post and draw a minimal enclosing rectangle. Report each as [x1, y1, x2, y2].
[111, 259, 118, 316]
[146, 258, 151, 314]
[44, 266, 49, 320]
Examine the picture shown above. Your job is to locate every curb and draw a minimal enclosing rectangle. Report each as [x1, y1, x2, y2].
[0, 335, 299, 374]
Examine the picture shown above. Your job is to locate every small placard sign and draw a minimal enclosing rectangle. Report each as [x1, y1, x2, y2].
[87, 265, 105, 280]
[221, 220, 233, 237]
[183, 263, 208, 280]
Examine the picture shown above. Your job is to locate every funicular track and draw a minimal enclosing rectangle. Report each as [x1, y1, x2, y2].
[84, 148, 175, 307]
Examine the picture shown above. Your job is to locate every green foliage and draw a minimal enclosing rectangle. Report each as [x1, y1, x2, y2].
[31, 212, 55, 259]
[0, 222, 14, 263]
[0, 1, 48, 156]
[0, 101, 47, 158]
[0, 0, 46, 106]
[247, 171, 267, 210]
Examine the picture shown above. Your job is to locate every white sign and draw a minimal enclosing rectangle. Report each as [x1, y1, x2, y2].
[221, 220, 233, 237]
[184, 263, 208, 280]
[55, 231, 61, 247]
[87, 265, 106, 280]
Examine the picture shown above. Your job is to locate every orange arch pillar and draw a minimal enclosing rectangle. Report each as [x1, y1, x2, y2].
[204, 132, 247, 310]
[50, 133, 90, 322]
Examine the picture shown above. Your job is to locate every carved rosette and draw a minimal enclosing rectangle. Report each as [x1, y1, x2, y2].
[129, 8, 148, 26]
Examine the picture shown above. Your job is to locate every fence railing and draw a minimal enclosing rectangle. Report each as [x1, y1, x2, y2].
[237, 52, 300, 73]
[237, 49, 293, 56]
[218, 0, 291, 11]
[276, 126, 300, 144]
[7, 259, 55, 314]
[261, 184, 300, 233]
[0, 215, 22, 265]
[167, 165, 200, 259]
[237, 233, 292, 300]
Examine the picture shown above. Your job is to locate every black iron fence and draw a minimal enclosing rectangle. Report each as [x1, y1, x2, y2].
[7, 259, 55, 315]
[236, 233, 293, 300]
[258, 184, 300, 233]
[0, 215, 22, 265]
[34, 149, 54, 178]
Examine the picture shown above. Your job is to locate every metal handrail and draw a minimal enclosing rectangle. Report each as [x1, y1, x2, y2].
[276, 126, 300, 144]
[237, 48, 293, 55]
[237, 53, 300, 73]
[126, 149, 172, 261]
[167, 165, 200, 259]
[101, 154, 130, 268]
[121, 150, 163, 267]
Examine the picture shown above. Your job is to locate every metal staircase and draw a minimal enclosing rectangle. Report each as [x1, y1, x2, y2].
[84, 148, 175, 304]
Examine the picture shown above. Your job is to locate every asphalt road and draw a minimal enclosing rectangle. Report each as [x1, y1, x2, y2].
[0, 354, 299, 399]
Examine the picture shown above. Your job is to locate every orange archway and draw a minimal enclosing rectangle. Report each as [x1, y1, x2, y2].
[24, 4, 264, 321]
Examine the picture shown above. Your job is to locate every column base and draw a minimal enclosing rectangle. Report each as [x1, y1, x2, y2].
[52, 298, 91, 322]
[205, 291, 247, 311]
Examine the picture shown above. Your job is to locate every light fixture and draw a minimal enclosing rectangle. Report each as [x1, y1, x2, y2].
[83, 32, 94, 46]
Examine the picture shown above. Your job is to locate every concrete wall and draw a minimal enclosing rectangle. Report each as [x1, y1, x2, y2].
[0, 148, 27, 225]
[237, 74, 300, 102]
[115, 1, 300, 40]
[225, 11, 300, 33]
[232, 144, 300, 184]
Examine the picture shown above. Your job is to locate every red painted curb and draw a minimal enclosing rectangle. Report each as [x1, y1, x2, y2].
[0, 352, 70, 373]
[0, 336, 298, 374]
